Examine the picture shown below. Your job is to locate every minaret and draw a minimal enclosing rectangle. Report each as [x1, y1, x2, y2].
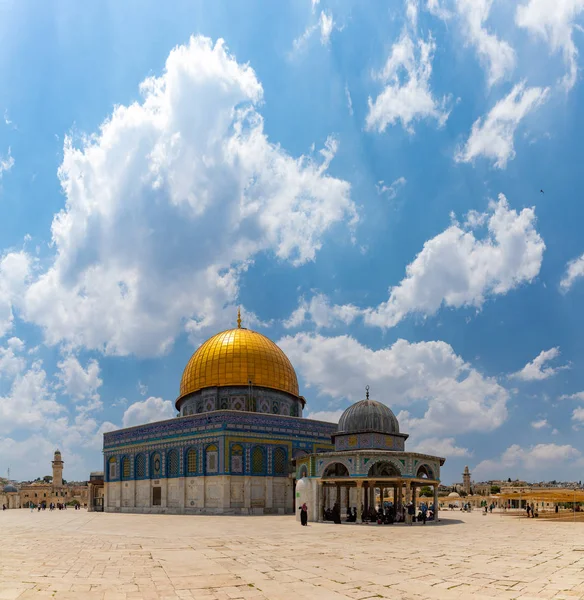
[463, 465, 471, 495]
[52, 450, 64, 488]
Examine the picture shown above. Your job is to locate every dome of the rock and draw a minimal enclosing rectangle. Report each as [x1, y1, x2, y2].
[177, 326, 299, 408]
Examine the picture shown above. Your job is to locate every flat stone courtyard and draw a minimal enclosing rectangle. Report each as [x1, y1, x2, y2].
[2, 510, 584, 600]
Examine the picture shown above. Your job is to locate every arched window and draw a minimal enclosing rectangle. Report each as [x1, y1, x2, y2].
[122, 457, 131, 480]
[167, 450, 179, 477]
[186, 448, 197, 475]
[231, 444, 243, 474]
[135, 454, 146, 478]
[251, 446, 265, 475]
[151, 453, 161, 478]
[108, 457, 117, 480]
[273, 447, 287, 476]
[205, 444, 218, 474]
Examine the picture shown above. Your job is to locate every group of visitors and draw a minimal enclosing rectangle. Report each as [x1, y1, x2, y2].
[526, 503, 539, 518]
[26, 502, 82, 511]
[313, 500, 435, 525]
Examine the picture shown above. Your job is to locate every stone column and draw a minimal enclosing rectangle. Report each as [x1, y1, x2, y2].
[265, 477, 273, 511]
[393, 485, 397, 507]
[243, 476, 251, 511]
[412, 483, 416, 512]
[87, 483, 94, 513]
[317, 481, 323, 522]
[433, 484, 439, 522]
[363, 483, 369, 517]
[356, 481, 363, 523]
[345, 486, 350, 517]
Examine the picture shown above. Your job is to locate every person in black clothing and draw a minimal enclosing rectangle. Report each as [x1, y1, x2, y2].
[300, 503, 308, 526]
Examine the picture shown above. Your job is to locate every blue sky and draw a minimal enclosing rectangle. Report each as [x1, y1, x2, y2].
[1, 0, 584, 484]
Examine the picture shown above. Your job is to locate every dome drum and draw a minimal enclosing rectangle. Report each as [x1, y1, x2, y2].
[178, 384, 304, 417]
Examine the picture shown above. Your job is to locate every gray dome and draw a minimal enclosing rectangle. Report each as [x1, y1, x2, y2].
[3, 484, 17, 493]
[337, 399, 399, 435]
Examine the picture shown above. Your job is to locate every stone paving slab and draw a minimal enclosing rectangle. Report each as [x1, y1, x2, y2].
[2, 510, 584, 599]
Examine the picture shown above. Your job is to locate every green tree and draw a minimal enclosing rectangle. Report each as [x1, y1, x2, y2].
[420, 486, 433, 497]
[490, 485, 501, 494]
[459, 491, 468, 497]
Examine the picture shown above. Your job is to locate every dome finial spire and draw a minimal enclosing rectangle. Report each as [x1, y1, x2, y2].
[365, 385, 370, 400]
[237, 307, 242, 329]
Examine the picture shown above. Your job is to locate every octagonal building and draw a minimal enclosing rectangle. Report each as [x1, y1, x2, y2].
[102, 315, 336, 514]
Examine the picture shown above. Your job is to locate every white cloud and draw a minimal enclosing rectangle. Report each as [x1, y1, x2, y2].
[376, 176, 407, 200]
[516, 0, 584, 90]
[412, 437, 472, 457]
[0, 337, 26, 379]
[306, 409, 344, 423]
[426, 0, 452, 20]
[0, 435, 57, 480]
[344, 83, 354, 116]
[455, 0, 516, 86]
[531, 418, 549, 429]
[474, 443, 582, 479]
[455, 82, 549, 168]
[0, 251, 31, 339]
[0, 147, 14, 179]
[283, 293, 360, 329]
[364, 195, 545, 328]
[279, 333, 509, 437]
[510, 347, 569, 381]
[122, 396, 176, 428]
[0, 361, 64, 434]
[293, 10, 337, 52]
[85, 420, 119, 451]
[572, 407, 584, 424]
[560, 252, 584, 291]
[56, 354, 102, 412]
[406, 0, 419, 28]
[559, 391, 584, 402]
[366, 30, 450, 134]
[319, 11, 334, 45]
[16, 36, 355, 357]
[137, 381, 148, 396]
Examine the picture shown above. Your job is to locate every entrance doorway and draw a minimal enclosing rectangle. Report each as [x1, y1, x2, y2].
[153, 487, 162, 506]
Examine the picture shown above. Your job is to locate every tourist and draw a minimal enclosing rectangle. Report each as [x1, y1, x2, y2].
[421, 505, 427, 525]
[30, 503, 34, 513]
[300, 502, 308, 526]
[332, 502, 341, 524]
[407, 501, 415, 525]
[2, 504, 5, 511]
[526, 505, 531, 518]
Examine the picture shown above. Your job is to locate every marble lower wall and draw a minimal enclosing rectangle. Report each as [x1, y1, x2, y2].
[105, 475, 293, 515]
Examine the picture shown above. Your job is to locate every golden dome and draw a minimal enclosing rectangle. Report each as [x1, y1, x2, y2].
[177, 327, 299, 406]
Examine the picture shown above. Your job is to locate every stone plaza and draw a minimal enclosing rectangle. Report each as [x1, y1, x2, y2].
[2, 509, 584, 600]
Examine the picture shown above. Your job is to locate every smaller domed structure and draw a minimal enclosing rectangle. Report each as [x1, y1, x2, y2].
[333, 388, 408, 452]
[3, 484, 17, 493]
[337, 399, 400, 435]
[448, 491, 460, 498]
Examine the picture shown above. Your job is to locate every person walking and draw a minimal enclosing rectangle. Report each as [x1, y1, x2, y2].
[300, 502, 308, 526]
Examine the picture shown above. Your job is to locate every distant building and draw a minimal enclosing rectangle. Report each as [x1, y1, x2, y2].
[18, 450, 89, 508]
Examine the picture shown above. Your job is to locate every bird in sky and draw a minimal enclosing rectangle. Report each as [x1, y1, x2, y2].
[540, 189, 544, 194]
